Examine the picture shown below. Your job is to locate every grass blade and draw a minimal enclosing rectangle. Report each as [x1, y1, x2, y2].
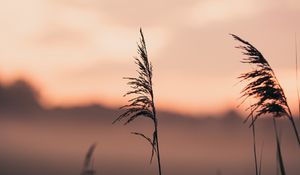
[295, 33, 300, 122]
[81, 143, 97, 175]
[258, 141, 264, 175]
[114, 28, 163, 175]
[251, 114, 259, 175]
[273, 118, 286, 175]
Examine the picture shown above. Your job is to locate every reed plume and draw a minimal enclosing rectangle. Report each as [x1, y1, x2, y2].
[113, 28, 162, 175]
[231, 34, 300, 146]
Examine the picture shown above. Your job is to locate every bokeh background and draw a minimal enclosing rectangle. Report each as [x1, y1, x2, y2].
[0, 0, 300, 174]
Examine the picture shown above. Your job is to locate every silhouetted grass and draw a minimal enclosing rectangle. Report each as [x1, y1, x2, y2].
[81, 143, 97, 175]
[273, 119, 286, 175]
[231, 34, 300, 174]
[295, 34, 300, 122]
[250, 109, 264, 175]
[113, 28, 163, 175]
[231, 34, 300, 145]
[251, 114, 259, 175]
[258, 142, 264, 175]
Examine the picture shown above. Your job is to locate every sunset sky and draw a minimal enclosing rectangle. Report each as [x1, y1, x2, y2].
[0, 0, 300, 115]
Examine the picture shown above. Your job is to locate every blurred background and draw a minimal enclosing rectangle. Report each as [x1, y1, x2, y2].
[0, 0, 300, 174]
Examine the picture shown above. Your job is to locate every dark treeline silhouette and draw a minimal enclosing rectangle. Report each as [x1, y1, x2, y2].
[0, 78, 240, 120]
[0, 79, 42, 113]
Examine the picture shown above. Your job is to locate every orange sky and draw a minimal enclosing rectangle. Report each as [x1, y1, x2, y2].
[0, 0, 300, 115]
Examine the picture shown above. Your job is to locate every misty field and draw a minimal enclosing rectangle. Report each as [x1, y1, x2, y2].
[0, 105, 300, 175]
